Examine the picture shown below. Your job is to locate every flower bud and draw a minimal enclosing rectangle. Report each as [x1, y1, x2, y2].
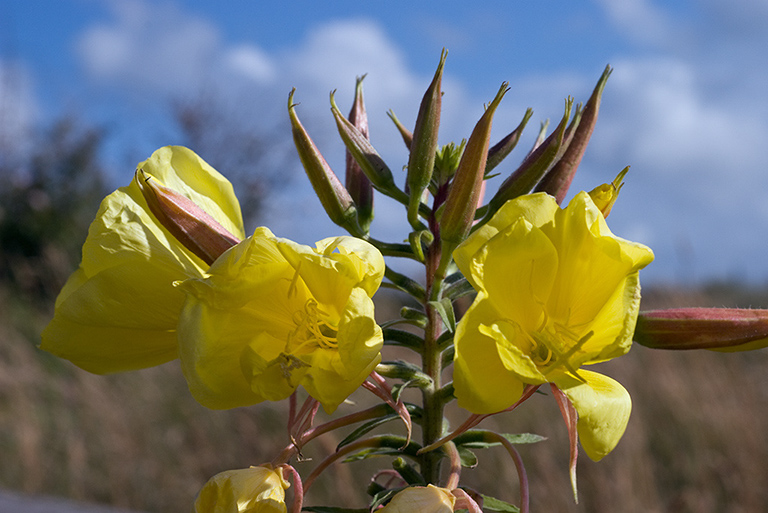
[588, 166, 628, 218]
[194, 464, 290, 513]
[441, 83, 509, 248]
[329, 92, 403, 203]
[136, 169, 240, 265]
[379, 485, 456, 513]
[485, 108, 533, 175]
[406, 49, 446, 227]
[387, 109, 413, 150]
[635, 308, 768, 352]
[484, 97, 576, 219]
[289, 89, 363, 236]
[345, 75, 375, 231]
[536, 65, 612, 203]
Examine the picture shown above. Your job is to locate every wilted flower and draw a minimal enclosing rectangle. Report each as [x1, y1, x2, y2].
[41, 146, 244, 373]
[194, 465, 289, 513]
[452, 191, 654, 460]
[380, 485, 456, 513]
[177, 227, 385, 412]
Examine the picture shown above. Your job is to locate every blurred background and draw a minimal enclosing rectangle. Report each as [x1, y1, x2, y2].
[1, 1, 767, 512]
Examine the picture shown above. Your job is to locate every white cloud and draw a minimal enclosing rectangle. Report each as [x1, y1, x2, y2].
[0, 61, 38, 164]
[593, 0, 680, 47]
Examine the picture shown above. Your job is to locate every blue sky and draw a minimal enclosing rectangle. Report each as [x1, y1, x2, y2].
[3, 0, 768, 285]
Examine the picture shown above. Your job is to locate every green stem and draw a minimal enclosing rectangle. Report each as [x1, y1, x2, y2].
[420, 220, 447, 484]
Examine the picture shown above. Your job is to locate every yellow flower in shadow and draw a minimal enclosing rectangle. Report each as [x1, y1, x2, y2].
[194, 465, 289, 513]
[177, 227, 385, 413]
[380, 485, 456, 513]
[453, 191, 653, 460]
[41, 146, 244, 373]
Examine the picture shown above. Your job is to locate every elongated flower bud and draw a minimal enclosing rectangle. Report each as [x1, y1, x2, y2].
[536, 65, 612, 203]
[345, 75, 375, 231]
[441, 83, 509, 250]
[406, 49, 446, 227]
[387, 109, 413, 150]
[289, 89, 362, 236]
[485, 97, 575, 219]
[588, 166, 628, 218]
[329, 92, 404, 203]
[485, 108, 533, 175]
[635, 308, 768, 352]
[136, 169, 240, 265]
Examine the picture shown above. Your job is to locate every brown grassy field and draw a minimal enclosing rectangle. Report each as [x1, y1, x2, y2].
[1, 283, 767, 513]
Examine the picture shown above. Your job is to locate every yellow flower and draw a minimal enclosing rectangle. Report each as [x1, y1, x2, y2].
[177, 227, 385, 412]
[453, 191, 653, 460]
[194, 465, 290, 513]
[379, 485, 456, 513]
[40, 146, 244, 373]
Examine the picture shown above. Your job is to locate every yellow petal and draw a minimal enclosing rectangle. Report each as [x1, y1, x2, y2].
[177, 230, 384, 411]
[194, 465, 289, 513]
[544, 192, 652, 329]
[379, 485, 456, 513]
[301, 288, 383, 412]
[454, 192, 558, 289]
[478, 218, 557, 330]
[274, 235, 384, 317]
[41, 146, 244, 373]
[454, 295, 526, 414]
[554, 369, 632, 461]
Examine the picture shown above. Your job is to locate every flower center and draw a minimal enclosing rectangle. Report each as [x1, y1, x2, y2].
[521, 314, 593, 380]
[287, 298, 339, 354]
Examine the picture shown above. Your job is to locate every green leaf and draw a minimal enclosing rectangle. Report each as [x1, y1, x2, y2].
[336, 404, 422, 450]
[370, 488, 403, 510]
[480, 494, 521, 513]
[457, 446, 478, 468]
[429, 297, 456, 333]
[453, 430, 547, 448]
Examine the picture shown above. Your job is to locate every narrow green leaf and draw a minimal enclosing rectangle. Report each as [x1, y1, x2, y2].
[480, 494, 522, 513]
[429, 297, 457, 333]
[457, 446, 478, 468]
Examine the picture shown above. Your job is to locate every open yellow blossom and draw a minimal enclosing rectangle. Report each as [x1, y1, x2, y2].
[41, 146, 244, 373]
[194, 465, 290, 513]
[379, 485, 456, 513]
[453, 191, 653, 460]
[177, 227, 385, 412]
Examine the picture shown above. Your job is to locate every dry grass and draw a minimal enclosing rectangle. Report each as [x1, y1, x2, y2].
[1, 285, 767, 512]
